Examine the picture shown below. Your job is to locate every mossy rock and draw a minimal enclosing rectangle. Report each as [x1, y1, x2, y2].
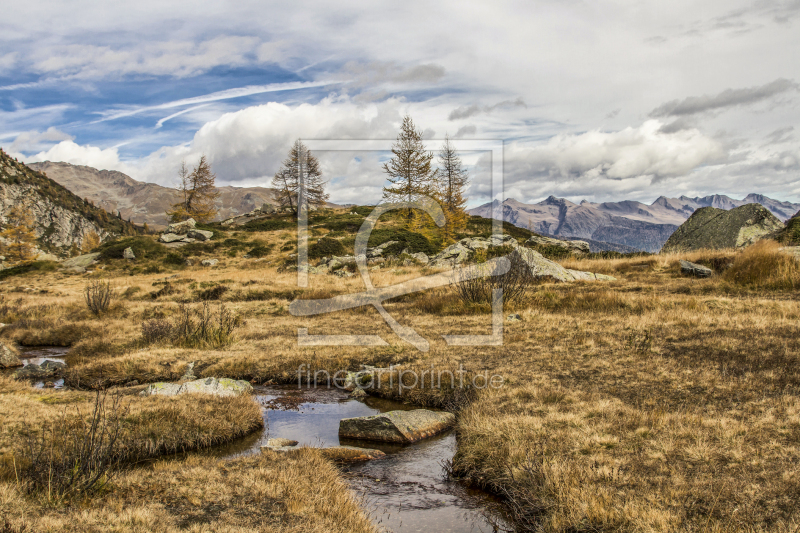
[662, 204, 784, 252]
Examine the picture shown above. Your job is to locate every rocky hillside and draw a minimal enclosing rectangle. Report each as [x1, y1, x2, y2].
[661, 204, 784, 252]
[0, 150, 138, 256]
[29, 161, 335, 229]
[774, 210, 800, 245]
[469, 194, 800, 252]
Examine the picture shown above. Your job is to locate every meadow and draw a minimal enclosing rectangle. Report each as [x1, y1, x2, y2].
[0, 211, 799, 532]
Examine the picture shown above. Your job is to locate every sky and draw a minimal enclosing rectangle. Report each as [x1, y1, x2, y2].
[1, 0, 799, 207]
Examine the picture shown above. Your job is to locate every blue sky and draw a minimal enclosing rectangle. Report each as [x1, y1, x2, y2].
[1, 1, 799, 206]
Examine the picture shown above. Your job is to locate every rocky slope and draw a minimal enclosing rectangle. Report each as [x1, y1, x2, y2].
[28, 161, 338, 229]
[661, 204, 784, 252]
[469, 194, 800, 252]
[0, 150, 137, 258]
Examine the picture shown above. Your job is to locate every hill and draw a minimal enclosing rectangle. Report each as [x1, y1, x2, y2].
[661, 204, 784, 252]
[468, 194, 800, 252]
[0, 149, 139, 257]
[28, 161, 283, 229]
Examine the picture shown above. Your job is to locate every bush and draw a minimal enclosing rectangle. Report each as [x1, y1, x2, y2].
[454, 250, 534, 305]
[197, 285, 229, 301]
[171, 302, 242, 348]
[163, 252, 186, 266]
[16, 391, 126, 504]
[308, 237, 346, 259]
[246, 244, 274, 258]
[141, 318, 174, 344]
[97, 236, 166, 261]
[84, 279, 113, 316]
[242, 218, 294, 232]
[367, 228, 438, 256]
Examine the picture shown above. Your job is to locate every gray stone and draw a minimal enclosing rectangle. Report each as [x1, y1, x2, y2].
[180, 362, 196, 381]
[62, 253, 100, 269]
[507, 313, 522, 322]
[14, 360, 66, 379]
[139, 377, 253, 397]
[680, 260, 713, 278]
[267, 438, 298, 447]
[526, 234, 590, 254]
[201, 259, 219, 267]
[187, 229, 213, 241]
[409, 252, 429, 265]
[159, 233, 185, 243]
[166, 218, 196, 235]
[123, 247, 136, 260]
[0, 341, 22, 368]
[513, 247, 616, 282]
[339, 409, 456, 443]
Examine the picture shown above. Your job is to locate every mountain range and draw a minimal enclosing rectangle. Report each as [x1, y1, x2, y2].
[29, 161, 283, 229]
[468, 194, 800, 252]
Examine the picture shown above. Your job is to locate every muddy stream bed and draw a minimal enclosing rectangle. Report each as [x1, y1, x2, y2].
[213, 385, 511, 533]
[5, 348, 509, 532]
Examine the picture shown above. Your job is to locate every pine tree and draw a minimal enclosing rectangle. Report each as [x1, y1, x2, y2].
[437, 135, 469, 240]
[271, 140, 329, 214]
[382, 115, 438, 223]
[166, 157, 220, 223]
[0, 204, 37, 264]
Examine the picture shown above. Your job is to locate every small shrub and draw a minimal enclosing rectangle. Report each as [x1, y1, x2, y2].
[163, 252, 186, 266]
[121, 286, 141, 299]
[16, 391, 126, 504]
[246, 244, 274, 258]
[141, 319, 174, 344]
[308, 237, 346, 259]
[171, 302, 242, 348]
[454, 250, 534, 305]
[197, 285, 229, 301]
[84, 280, 113, 316]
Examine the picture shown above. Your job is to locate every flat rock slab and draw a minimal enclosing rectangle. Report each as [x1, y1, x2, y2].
[339, 409, 455, 444]
[140, 377, 253, 397]
[680, 260, 713, 278]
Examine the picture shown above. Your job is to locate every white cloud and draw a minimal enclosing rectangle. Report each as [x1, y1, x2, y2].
[28, 141, 132, 174]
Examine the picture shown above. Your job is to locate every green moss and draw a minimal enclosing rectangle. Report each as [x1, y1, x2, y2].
[308, 237, 346, 259]
[97, 236, 167, 260]
[0, 261, 60, 281]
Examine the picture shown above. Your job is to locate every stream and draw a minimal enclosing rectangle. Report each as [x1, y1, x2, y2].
[214, 385, 510, 533]
[4, 348, 509, 531]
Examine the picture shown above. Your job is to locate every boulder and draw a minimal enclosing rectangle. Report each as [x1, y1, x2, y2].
[187, 229, 213, 242]
[338, 409, 455, 443]
[123, 247, 136, 260]
[409, 252, 429, 265]
[139, 377, 253, 397]
[159, 233, 185, 243]
[62, 252, 100, 269]
[201, 259, 219, 267]
[14, 360, 66, 379]
[662, 204, 784, 252]
[166, 218, 196, 235]
[0, 341, 22, 368]
[513, 247, 616, 282]
[680, 260, 713, 278]
[526, 234, 590, 254]
[507, 313, 522, 322]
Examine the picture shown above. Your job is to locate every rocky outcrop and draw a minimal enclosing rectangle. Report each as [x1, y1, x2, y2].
[0, 341, 22, 368]
[157, 218, 213, 246]
[512, 246, 616, 282]
[0, 150, 138, 256]
[526, 234, 590, 254]
[339, 409, 456, 443]
[61, 252, 100, 269]
[139, 377, 253, 397]
[680, 260, 713, 278]
[221, 203, 281, 227]
[662, 204, 784, 252]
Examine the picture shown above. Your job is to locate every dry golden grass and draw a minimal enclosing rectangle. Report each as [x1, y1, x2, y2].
[0, 450, 378, 533]
[2, 238, 800, 531]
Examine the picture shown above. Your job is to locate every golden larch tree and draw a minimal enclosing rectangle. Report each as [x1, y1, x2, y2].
[437, 135, 469, 241]
[0, 204, 38, 263]
[166, 156, 220, 223]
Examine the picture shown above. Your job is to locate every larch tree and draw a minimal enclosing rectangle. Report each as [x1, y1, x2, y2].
[166, 157, 220, 223]
[272, 140, 329, 214]
[80, 230, 101, 253]
[437, 135, 469, 240]
[0, 204, 37, 264]
[381, 115, 438, 225]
